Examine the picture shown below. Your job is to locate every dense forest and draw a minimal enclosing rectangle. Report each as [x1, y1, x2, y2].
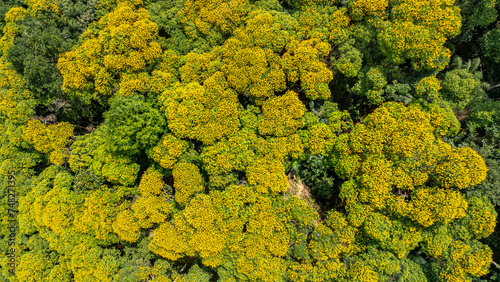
[1, 0, 500, 281]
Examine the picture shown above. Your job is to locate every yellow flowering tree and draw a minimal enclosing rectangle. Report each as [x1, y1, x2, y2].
[22, 119, 74, 165]
[328, 102, 495, 281]
[57, 1, 165, 104]
[150, 184, 322, 281]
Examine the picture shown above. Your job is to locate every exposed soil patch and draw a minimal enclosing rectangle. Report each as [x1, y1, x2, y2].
[285, 173, 321, 225]
[455, 107, 471, 122]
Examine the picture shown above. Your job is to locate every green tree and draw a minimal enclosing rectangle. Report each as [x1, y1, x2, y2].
[2, 0, 97, 104]
[102, 94, 165, 156]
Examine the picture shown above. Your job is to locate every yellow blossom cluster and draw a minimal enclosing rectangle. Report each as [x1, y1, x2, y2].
[255, 133, 304, 161]
[0, 7, 26, 54]
[73, 188, 118, 242]
[160, 79, 240, 145]
[423, 103, 461, 137]
[68, 132, 141, 185]
[198, 125, 303, 190]
[231, 9, 296, 53]
[138, 168, 164, 195]
[307, 123, 336, 155]
[258, 91, 306, 137]
[421, 225, 452, 257]
[391, 0, 461, 38]
[132, 193, 173, 229]
[178, 9, 332, 109]
[130, 169, 173, 230]
[69, 242, 117, 282]
[439, 241, 493, 281]
[15, 251, 63, 282]
[201, 128, 258, 176]
[112, 209, 140, 242]
[150, 184, 318, 280]
[173, 162, 204, 204]
[81, 169, 174, 245]
[29, 171, 80, 236]
[362, 0, 462, 72]
[149, 214, 192, 261]
[179, 50, 222, 83]
[464, 197, 497, 240]
[148, 134, 189, 169]
[0, 60, 35, 124]
[57, 1, 163, 104]
[177, 0, 249, 35]
[294, 0, 339, 7]
[150, 191, 229, 262]
[296, 6, 351, 46]
[246, 157, 289, 194]
[282, 39, 333, 100]
[415, 75, 442, 99]
[222, 38, 286, 102]
[409, 188, 468, 227]
[378, 21, 452, 71]
[366, 217, 422, 259]
[24, 0, 60, 15]
[217, 10, 295, 103]
[434, 146, 488, 189]
[22, 119, 74, 165]
[334, 102, 488, 229]
[349, 0, 389, 20]
[347, 249, 401, 282]
[6, 0, 498, 280]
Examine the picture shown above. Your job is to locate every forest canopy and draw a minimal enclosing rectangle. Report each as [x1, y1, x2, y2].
[1, 0, 500, 281]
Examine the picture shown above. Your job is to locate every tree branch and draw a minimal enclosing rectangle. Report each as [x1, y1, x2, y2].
[487, 84, 500, 91]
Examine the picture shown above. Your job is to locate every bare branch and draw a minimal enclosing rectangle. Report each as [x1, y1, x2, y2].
[488, 84, 500, 91]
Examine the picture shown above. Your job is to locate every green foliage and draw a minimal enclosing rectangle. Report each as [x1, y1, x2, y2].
[384, 81, 412, 105]
[292, 154, 335, 197]
[351, 66, 388, 105]
[72, 169, 104, 193]
[4, 0, 97, 104]
[103, 95, 165, 155]
[448, 99, 500, 207]
[481, 28, 500, 64]
[441, 68, 483, 110]
[7, 19, 71, 104]
[335, 42, 363, 78]
[398, 258, 428, 282]
[68, 124, 140, 186]
[467, 99, 500, 130]
[180, 264, 212, 282]
[454, 0, 497, 43]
